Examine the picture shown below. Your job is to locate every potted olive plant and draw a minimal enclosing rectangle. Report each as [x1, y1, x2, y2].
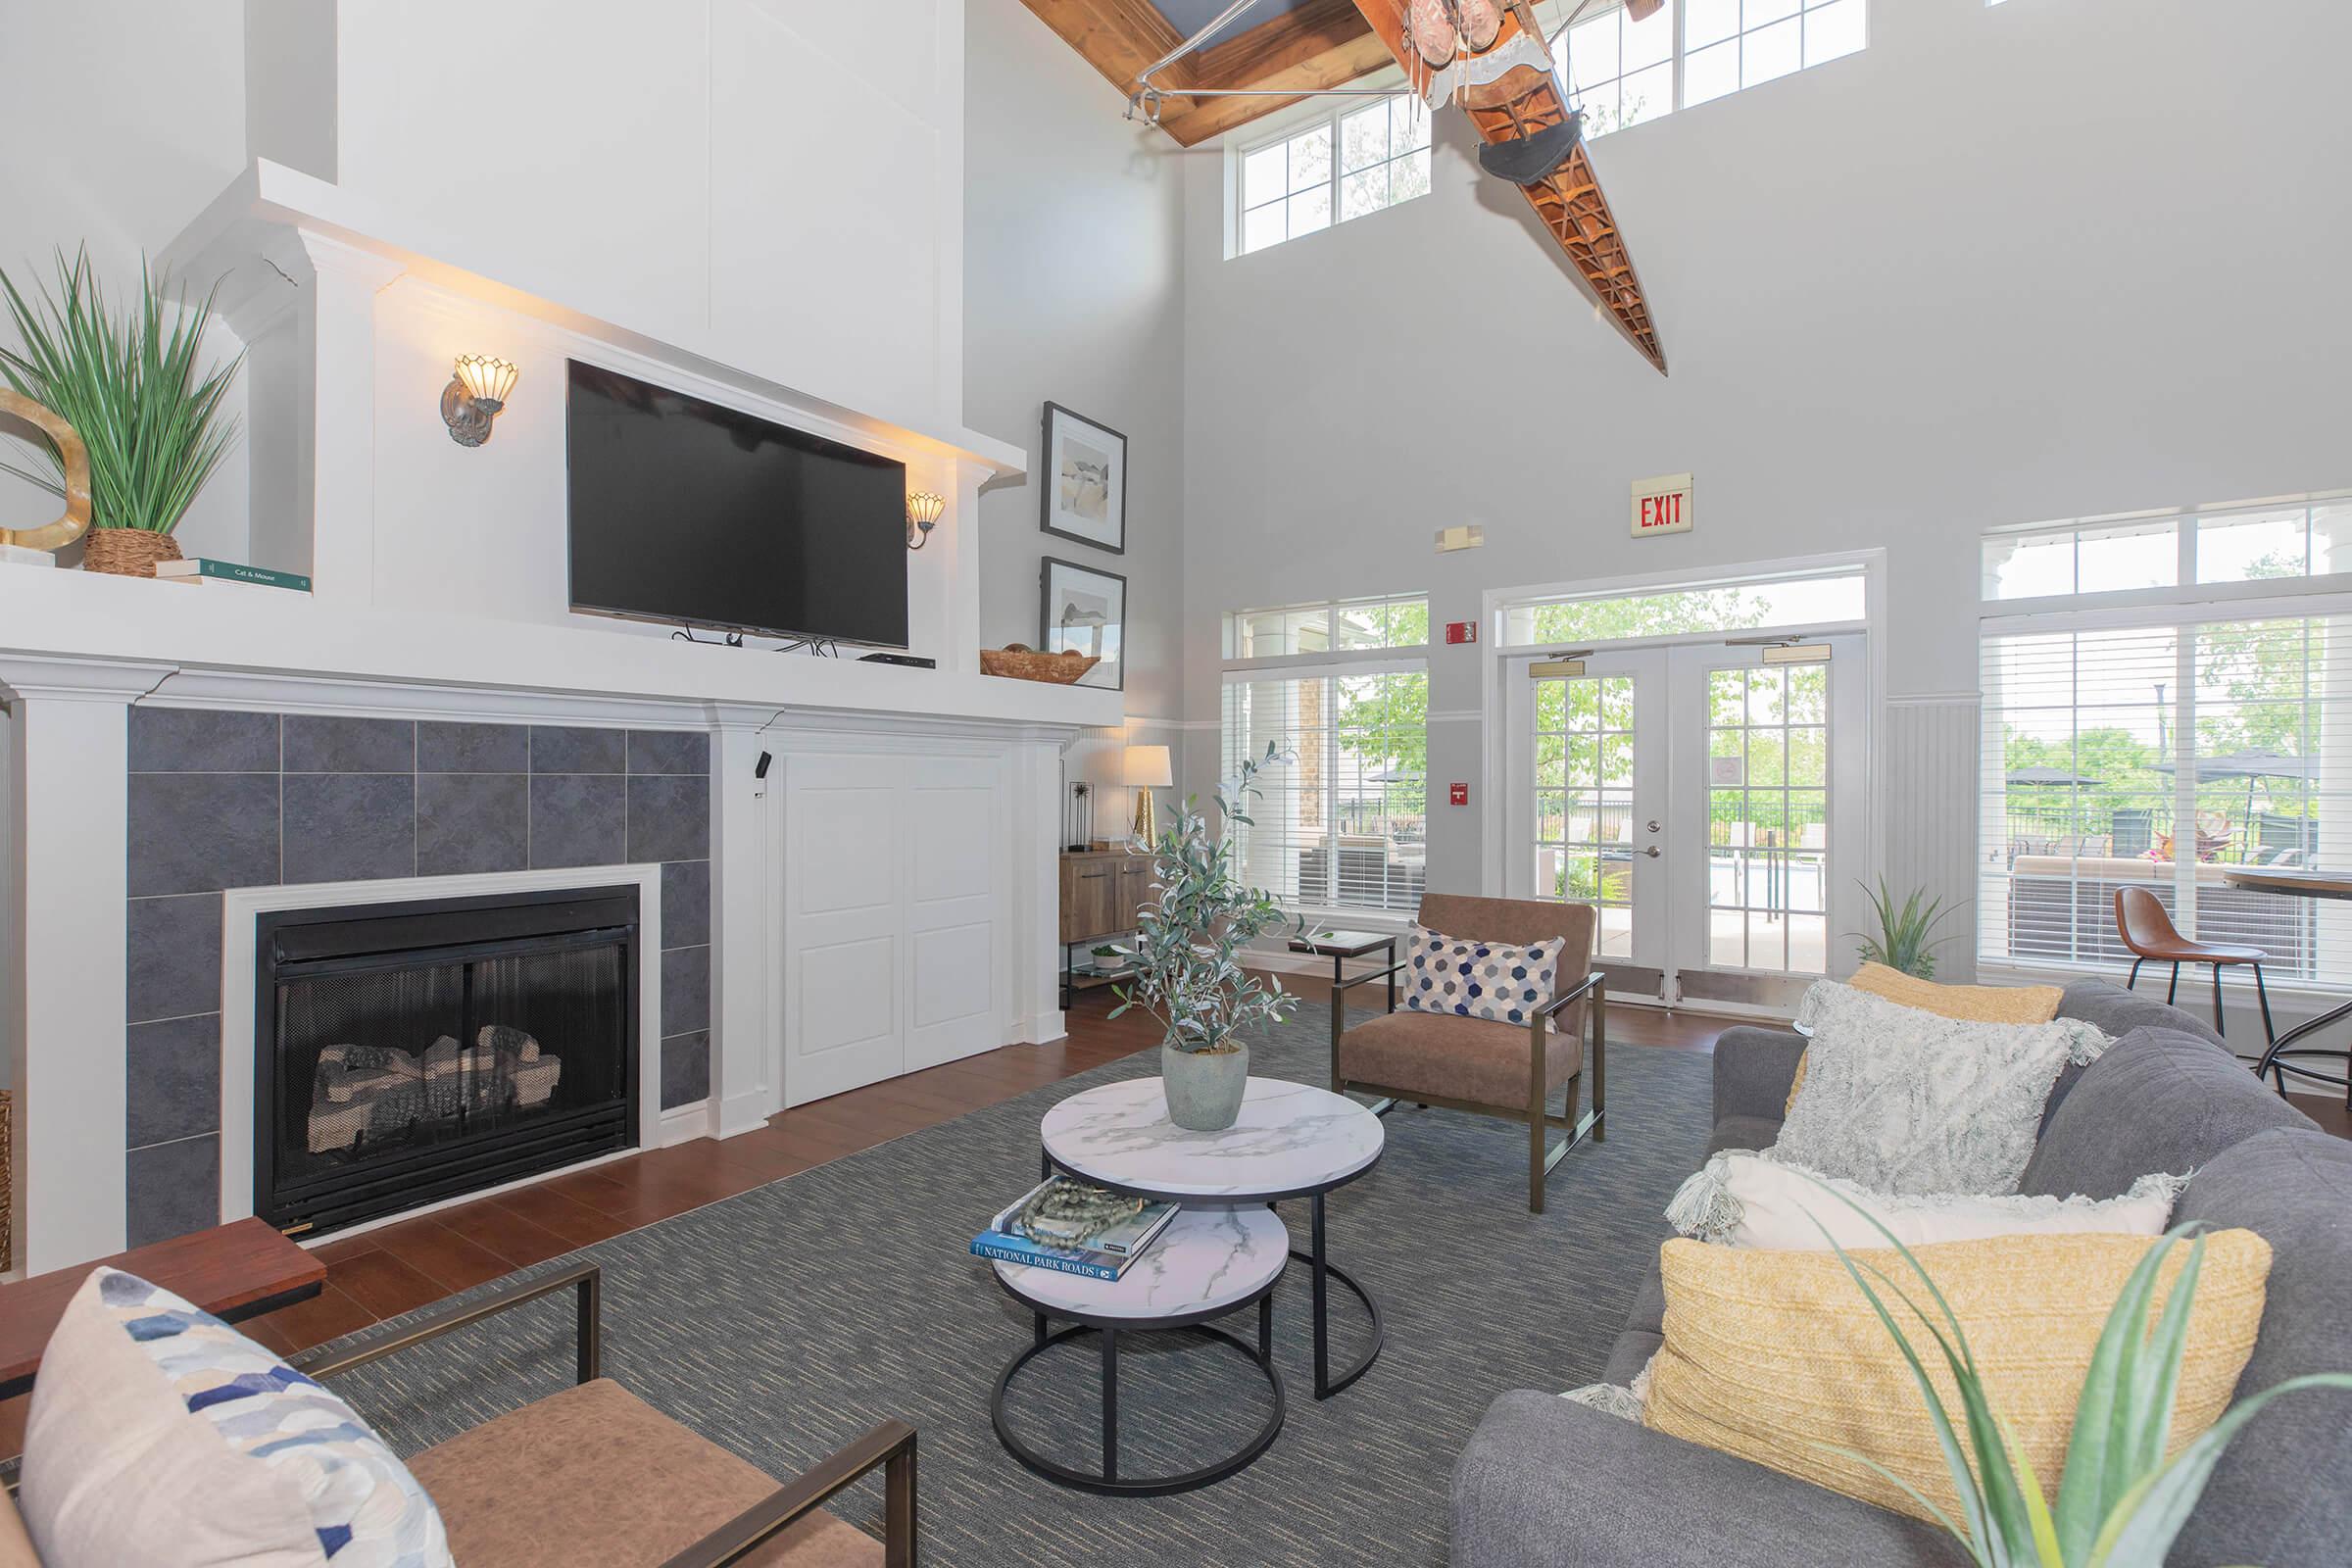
[1106, 742, 1299, 1132]
[0, 249, 242, 576]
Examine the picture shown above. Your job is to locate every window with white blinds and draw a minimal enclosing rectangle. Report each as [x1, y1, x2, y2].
[1979, 610, 2352, 984]
[1222, 664, 1429, 914]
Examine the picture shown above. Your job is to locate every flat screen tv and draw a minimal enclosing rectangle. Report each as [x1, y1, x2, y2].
[565, 361, 909, 647]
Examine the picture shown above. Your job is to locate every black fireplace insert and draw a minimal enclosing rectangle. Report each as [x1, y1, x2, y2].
[255, 886, 640, 1237]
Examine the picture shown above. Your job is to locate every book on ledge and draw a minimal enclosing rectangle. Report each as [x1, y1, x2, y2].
[969, 1175, 1178, 1282]
[154, 558, 313, 592]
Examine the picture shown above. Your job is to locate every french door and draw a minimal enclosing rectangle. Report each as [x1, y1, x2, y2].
[1504, 636, 1866, 1007]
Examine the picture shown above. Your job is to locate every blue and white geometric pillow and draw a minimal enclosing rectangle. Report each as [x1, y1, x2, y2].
[1401, 925, 1559, 1026]
[49, 1268, 452, 1566]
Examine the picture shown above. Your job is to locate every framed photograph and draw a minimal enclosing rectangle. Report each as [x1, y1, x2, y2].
[1040, 402, 1127, 554]
[1040, 557, 1127, 692]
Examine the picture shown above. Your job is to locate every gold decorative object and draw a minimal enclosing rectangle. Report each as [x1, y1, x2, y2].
[0, 388, 94, 553]
[979, 644, 1102, 684]
[1124, 743, 1172, 839]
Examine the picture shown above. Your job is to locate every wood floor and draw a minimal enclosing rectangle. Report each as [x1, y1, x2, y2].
[2, 991, 2340, 1454]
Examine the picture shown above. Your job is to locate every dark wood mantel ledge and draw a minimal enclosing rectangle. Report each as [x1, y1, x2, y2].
[0, 1217, 325, 1400]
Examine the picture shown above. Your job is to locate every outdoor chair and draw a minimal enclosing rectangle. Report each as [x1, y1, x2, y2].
[1328, 895, 1605, 1213]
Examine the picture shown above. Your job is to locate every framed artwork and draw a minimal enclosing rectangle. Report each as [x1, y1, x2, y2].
[1040, 402, 1127, 554]
[1040, 557, 1127, 692]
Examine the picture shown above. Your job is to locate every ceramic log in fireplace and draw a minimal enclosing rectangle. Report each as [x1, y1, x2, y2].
[255, 886, 640, 1237]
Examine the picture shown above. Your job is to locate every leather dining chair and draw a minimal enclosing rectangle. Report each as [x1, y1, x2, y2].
[2114, 885, 2275, 1045]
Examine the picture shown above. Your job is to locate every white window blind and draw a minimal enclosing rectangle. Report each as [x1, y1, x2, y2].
[1979, 611, 2352, 985]
[1221, 663, 1429, 914]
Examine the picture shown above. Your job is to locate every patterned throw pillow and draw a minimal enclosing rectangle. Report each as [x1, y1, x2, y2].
[1402, 925, 1558, 1026]
[22, 1267, 451, 1568]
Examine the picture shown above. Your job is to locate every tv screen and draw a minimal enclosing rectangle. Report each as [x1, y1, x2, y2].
[565, 361, 909, 647]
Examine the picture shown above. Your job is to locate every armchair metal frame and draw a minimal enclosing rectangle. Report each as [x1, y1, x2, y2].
[1330, 965, 1606, 1213]
[296, 1259, 917, 1568]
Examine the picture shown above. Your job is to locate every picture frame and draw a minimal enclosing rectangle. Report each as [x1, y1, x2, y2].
[1040, 402, 1127, 554]
[1040, 556, 1127, 692]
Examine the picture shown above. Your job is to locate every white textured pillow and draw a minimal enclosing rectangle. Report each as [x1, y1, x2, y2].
[23, 1268, 450, 1568]
[1401, 924, 1560, 1027]
[1667, 1150, 2186, 1250]
[1773, 982, 2112, 1195]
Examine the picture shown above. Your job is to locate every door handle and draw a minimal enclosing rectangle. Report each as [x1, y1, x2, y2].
[1642, 846, 1661, 858]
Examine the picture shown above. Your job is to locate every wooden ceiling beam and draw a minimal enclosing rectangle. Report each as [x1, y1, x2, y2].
[1017, 0, 1388, 148]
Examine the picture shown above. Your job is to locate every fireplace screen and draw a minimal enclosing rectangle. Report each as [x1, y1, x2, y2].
[257, 889, 639, 1236]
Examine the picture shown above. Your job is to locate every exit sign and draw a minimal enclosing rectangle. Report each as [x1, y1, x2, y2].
[1632, 472, 1693, 537]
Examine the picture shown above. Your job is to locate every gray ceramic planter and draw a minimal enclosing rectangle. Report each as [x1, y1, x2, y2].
[1161, 1041, 1249, 1132]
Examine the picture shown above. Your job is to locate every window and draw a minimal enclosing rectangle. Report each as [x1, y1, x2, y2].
[1223, 595, 1430, 913]
[1240, 97, 1430, 256]
[1551, 0, 1866, 139]
[1500, 565, 1866, 645]
[1707, 662, 1831, 971]
[1983, 497, 2352, 602]
[1978, 493, 2352, 989]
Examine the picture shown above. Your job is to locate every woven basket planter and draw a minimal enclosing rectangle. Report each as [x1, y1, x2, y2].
[82, 527, 182, 577]
[979, 645, 1102, 684]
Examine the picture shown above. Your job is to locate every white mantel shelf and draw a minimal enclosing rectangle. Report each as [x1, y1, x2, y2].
[0, 564, 1120, 731]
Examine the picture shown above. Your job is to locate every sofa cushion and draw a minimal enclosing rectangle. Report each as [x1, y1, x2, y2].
[1337, 1007, 1582, 1108]
[407, 1377, 878, 1567]
[1643, 1230, 2271, 1529]
[1666, 1151, 2183, 1249]
[2168, 1129, 2352, 1568]
[1704, 1114, 1781, 1157]
[2018, 1026, 2316, 1200]
[2057, 976, 2225, 1048]
[21, 1267, 449, 1568]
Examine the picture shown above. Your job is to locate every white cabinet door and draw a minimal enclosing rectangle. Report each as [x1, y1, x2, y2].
[779, 751, 1008, 1105]
[781, 755, 906, 1104]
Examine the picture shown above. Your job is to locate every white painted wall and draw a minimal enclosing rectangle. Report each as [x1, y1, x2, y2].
[1176, 0, 2352, 964]
[332, 0, 964, 442]
[0, 0, 251, 563]
[964, 0, 1193, 818]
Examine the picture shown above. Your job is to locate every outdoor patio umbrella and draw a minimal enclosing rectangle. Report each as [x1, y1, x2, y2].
[2154, 749, 2318, 840]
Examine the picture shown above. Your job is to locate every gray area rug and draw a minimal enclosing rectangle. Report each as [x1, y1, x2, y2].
[320, 1003, 1713, 1566]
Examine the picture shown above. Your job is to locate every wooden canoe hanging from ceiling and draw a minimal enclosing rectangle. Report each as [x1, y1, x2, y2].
[1351, 0, 1666, 374]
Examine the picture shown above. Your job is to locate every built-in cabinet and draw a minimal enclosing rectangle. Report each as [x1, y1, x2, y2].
[1059, 846, 1152, 947]
[779, 752, 1009, 1105]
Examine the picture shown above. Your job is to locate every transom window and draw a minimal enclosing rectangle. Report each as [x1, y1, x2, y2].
[1239, 96, 1431, 256]
[1226, 593, 1429, 659]
[1553, 0, 1867, 139]
[1982, 496, 2352, 602]
[1500, 565, 1866, 646]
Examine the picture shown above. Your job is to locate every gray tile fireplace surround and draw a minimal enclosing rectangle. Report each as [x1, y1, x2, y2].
[122, 710, 712, 1247]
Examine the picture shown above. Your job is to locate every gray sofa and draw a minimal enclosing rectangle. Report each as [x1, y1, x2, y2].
[1452, 980, 2352, 1568]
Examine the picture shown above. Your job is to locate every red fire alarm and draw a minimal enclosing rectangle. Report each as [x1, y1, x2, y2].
[1445, 620, 1478, 645]
[1448, 782, 1470, 807]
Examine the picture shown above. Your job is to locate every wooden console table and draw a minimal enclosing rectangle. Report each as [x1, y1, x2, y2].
[0, 1217, 325, 1398]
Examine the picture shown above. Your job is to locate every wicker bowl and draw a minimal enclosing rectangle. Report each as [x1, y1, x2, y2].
[81, 527, 182, 577]
[980, 645, 1101, 684]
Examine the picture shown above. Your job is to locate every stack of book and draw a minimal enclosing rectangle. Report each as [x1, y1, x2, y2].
[969, 1175, 1177, 1281]
[155, 558, 312, 593]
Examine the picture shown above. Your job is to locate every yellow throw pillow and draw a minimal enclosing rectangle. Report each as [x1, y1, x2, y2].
[1785, 966, 2068, 1112]
[1643, 1230, 2272, 1528]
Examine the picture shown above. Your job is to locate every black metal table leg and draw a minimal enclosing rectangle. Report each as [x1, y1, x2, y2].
[1102, 1325, 1119, 1484]
[1285, 1189, 1386, 1400]
[2252, 994, 2352, 1097]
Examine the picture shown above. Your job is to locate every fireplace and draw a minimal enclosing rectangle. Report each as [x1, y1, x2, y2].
[254, 886, 641, 1237]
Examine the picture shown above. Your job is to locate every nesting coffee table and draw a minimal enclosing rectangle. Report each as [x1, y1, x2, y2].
[987, 1076, 1387, 1494]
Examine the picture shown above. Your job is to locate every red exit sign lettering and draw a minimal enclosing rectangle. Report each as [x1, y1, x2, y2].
[1445, 620, 1478, 645]
[1631, 471, 1694, 538]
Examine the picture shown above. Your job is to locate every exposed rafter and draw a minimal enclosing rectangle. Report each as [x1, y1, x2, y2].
[1018, 0, 1388, 147]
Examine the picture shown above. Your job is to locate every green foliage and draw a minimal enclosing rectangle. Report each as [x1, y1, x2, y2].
[0, 248, 243, 535]
[1812, 1185, 2352, 1568]
[1851, 877, 1955, 978]
[1106, 742, 1301, 1054]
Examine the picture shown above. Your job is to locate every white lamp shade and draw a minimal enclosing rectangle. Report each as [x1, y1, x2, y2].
[1123, 744, 1173, 789]
[454, 355, 519, 407]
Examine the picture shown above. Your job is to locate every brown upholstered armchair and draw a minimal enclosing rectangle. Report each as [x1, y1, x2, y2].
[1330, 896, 1605, 1213]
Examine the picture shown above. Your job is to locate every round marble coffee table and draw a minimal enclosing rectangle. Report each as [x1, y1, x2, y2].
[1039, 1075, 1386, 1399]
[989, 1206, 1288, 1496]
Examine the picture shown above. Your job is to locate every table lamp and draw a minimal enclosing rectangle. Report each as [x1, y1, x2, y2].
[1124, 745, 1173, 841]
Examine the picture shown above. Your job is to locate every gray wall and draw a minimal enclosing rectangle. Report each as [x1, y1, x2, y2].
[964, 0, 1191, 818]
[1175, 0, 2352, 966]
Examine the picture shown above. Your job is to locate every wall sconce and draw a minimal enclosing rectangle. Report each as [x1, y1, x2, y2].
[441, 355, 519, 447]
[906, 491, 946, 550]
